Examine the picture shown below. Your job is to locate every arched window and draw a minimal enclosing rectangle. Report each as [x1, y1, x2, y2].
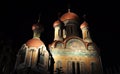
[69, 26, 73, 34]
[66, 25, 73, 36]
[58, 29, 61, 37]
[40, 55, 44, 64]
[77, 62, 80, 74]
[72, 62, 75, 74]
[38, 48, 44, 65]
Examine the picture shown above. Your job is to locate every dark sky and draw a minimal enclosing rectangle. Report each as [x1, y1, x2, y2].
[1, 0, 120, 68]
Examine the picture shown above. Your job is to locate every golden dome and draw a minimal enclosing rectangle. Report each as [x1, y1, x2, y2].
[53, 20, 61, 27]
[80, 21, 88, 29]
[60, 12, 80, 21]
[26, 38, 44, 48]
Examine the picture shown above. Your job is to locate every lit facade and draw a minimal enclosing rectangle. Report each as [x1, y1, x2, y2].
[49, 10, 103, 74]
[14, 10, 103, 74]
[14, 22, 50, 74]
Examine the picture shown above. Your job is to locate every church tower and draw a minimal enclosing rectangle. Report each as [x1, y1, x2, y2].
[14, 17, 50, 74]
[49, 9, 103, 74]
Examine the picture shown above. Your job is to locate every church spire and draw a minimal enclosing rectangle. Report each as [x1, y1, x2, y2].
[67, 2, 71, 13]
[32, 14, 43, 38]
[32, 24, 40, 38]
[68, 8, 70, 13]
[37, 13, 41, 23]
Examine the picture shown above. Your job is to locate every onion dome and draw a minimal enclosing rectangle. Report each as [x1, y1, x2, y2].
[60, 9, 80, 21]
[26, 38, 44, 48]
[32, 24, 39, 30]
[25, 22, 44, 48]
[53, 20, 61, 27]
[80, 21, 88, 29]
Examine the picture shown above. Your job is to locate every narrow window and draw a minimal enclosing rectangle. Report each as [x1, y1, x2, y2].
[70, 26, 73, 34]
[38, 48, 44, 65]
[77, 62, 80, 74]
[40, 47, 44, 64]
[40, 55, 44, 64]
[37, 48, 40, 65]
[72, 62, 75, 74]
[58, 29, 61, 37]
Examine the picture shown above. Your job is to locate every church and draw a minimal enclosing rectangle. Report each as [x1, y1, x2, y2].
[14, 9, 103, 74]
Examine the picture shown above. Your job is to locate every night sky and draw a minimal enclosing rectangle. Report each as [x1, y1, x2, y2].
[1, 0, 120, 69]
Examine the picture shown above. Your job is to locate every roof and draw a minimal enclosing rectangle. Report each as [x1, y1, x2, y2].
[53, 20, 61, 27]
[26, 38, 44, 48]
[80, 21, 88, 29]
[60, 12, 80, 21]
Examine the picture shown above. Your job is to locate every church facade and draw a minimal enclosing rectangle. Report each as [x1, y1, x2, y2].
[14, 10, 103, 74]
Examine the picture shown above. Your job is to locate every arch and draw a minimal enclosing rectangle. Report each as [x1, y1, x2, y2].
[55, 42, 64, 48]
[65, 36, 87, 51]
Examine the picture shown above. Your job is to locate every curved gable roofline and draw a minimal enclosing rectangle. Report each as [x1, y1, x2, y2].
[49, 36, 87, 49]
[63, 36, 87, 48]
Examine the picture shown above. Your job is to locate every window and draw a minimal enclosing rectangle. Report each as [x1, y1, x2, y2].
[40, 55, 44, 64]
[58, 29, 61, 37]
[72, 62, 75, 74]
[66, 25, 73, 36]
[77, 62, 80, 74]
[69, 26, 73, 34]
[38, 48, 44, 65]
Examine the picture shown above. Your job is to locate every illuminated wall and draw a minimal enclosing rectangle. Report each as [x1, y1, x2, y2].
[14, 9, 103, 74]
[49, 10, 103, 74]
[14, 23, 50, 74]
[49, 36, 102, 74]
